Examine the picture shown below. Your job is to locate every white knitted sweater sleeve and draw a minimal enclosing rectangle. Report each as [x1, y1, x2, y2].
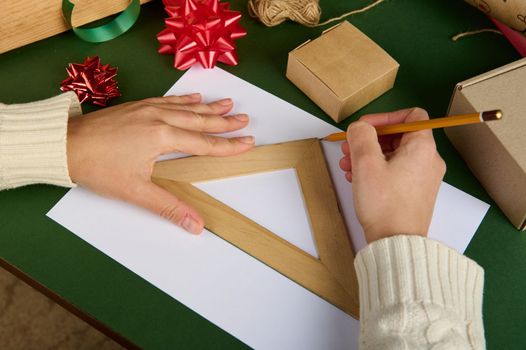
[355, 235, 485, 350]
[0, 92, 81, 189]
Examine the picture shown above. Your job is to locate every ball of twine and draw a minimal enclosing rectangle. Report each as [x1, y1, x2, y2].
[248, 0, 321, 27]
[248, 0, 386, 28]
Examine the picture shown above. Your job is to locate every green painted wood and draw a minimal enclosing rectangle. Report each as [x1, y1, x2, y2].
[0, 0, 523, 348]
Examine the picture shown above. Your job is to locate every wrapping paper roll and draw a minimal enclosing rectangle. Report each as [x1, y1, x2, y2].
[465, 0, 526, 35]
[491, 18, 526, 56]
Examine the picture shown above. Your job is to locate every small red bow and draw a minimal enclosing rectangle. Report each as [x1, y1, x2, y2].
[60, 56, 120, 106]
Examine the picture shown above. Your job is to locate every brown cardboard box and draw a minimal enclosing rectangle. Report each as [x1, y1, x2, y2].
[286, 21, 399, 122]
[446, 58, 526, 230]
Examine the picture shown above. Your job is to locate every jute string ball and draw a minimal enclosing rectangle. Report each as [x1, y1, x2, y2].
[248, 0, 321, 27]
[248, 0, 386, 28]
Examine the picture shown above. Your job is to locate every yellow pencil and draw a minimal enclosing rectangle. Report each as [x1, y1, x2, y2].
[322, 110, 503, 142]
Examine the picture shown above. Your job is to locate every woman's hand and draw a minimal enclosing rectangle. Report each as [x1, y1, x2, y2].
[339, 108, 446, 244]
[67, 93, 254, 234]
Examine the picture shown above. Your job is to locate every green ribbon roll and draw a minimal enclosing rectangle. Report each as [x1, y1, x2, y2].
[62, 0, 141, 43]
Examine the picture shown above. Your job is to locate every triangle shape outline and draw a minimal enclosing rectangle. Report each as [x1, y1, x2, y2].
[193, 169, 319, 258]
[152, 139, 359, 317]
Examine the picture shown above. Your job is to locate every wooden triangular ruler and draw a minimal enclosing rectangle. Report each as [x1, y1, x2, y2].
[152, 138, 359, 318]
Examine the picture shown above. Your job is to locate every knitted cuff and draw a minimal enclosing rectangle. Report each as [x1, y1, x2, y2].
[354, 235, 484, 324]
[0, 92, 82, 189]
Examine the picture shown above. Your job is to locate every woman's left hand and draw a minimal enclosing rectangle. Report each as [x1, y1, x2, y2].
[67, 93, 254, 234]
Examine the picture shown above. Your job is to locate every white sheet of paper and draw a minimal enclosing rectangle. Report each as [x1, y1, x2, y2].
[47, 67, 490, 350]
[195, 169, 319, 258]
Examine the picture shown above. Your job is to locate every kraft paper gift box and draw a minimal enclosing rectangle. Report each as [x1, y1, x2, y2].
[446, 58, 526, 230]
[286, 21, 399, 123]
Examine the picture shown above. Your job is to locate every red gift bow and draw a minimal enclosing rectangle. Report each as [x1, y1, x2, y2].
[157, 0, 247, 70]
[60, 56, 121, 107]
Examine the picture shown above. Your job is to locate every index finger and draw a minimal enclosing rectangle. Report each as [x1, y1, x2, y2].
[144, 93, 202, 105]
[358, 108, 420, 127]
[358, 108, 426, 152]
[397, 108, 435, 146]
[165, 128, 256, 156]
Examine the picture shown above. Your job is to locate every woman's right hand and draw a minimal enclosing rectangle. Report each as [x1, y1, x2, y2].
[339, 108, 446, 244]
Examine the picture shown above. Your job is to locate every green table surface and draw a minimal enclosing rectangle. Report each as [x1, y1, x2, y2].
[0, 0, 524, 348]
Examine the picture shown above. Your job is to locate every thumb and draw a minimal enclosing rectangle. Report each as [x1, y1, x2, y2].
[132, 182, 205, 234]
[347, 121, 384, 167]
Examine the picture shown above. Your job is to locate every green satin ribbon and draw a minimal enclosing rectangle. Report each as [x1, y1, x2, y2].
[62, 0, 141, 43]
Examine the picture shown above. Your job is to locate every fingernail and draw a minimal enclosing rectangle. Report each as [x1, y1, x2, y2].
[217, 98, 232, 106]
[179, 93, 201, 100]
[186, 92, 201, 101]
[234, 114, 249, 122]
[237, 136, 255, 144]
[182, 215, 201, 235]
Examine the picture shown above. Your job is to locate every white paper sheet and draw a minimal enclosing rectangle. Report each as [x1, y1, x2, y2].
[47, 67, 490, 350]
[195, 169, 319, 258]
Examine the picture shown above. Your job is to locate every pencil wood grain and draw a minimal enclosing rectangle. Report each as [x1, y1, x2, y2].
[323, 111, 490, 141]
